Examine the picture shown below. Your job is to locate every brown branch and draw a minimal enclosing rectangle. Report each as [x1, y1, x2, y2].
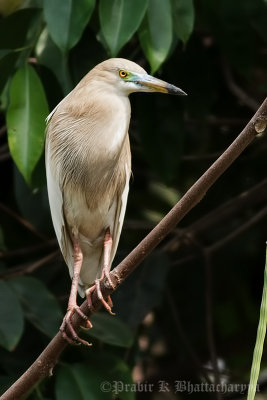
[1, 97, 267, 400]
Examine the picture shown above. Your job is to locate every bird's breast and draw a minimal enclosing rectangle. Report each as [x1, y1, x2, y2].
[46, 95, 131, 211]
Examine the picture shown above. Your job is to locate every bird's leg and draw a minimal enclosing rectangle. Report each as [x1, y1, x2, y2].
[60, 238, 92, 346]
[87, 228, 115, 314]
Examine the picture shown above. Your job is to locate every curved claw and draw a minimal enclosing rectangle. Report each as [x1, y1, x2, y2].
[86, 277, 115, 315]
[60, 306, 92, 346]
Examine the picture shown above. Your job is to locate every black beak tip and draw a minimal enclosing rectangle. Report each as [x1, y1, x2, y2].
[174, 87, 187, 96]
[167, 84, 187, 96]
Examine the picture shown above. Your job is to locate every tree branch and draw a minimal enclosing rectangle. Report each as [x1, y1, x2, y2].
[1, 97, 267, 400]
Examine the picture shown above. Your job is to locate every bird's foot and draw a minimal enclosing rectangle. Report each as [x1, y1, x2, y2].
[60, 305, 92, 346]
[86, 271, 115, 315]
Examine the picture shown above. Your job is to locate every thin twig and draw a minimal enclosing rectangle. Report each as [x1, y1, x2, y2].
[170, 203, 267, 267]
[0, 202, 48, 242]
[222, 58, 260, 111]
[0, 239, 57, 260]
[1, 97, 267, 400]
[207, 204, 267, 253]
[188, 179, 267, 237]
[203, 251, 222, 400]
[166, 290, 211, 383]
[165, 178, 267, 254]
[0, 251, 59, 279]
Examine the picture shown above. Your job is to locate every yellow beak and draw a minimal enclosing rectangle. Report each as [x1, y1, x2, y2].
[133, 74, 187, 95]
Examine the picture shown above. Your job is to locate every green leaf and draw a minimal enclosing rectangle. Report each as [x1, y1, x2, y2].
[43, 0, 96, 53]
[9, 276, 63, 338]
[0, 281, 24, 351]
[85, 313, 134, 347]
[7, 64, 49, 186]
[56, 364, 103, 400]
[36, 28, 73, 95]
[56, 356, 134, 400]
[99, 0, 148, 56]
[172, 0, 195, 44]
[247, 248, 267, 400]
[138, 0, 173, 73]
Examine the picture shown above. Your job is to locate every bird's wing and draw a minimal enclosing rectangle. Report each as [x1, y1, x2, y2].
[110, 162, 131, 265]
[45, 140, 73, 272]
[46, 92, 72, 123]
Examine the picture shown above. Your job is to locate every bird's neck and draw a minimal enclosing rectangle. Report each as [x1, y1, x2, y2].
[91, 92, 131, 155]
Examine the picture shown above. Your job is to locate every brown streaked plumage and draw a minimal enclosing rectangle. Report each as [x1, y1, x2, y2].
[45, 58, 186, 345]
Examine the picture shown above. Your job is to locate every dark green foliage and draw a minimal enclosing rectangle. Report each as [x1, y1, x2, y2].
[0, 0, 267, 398]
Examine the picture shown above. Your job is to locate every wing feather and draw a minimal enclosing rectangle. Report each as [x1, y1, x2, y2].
[45, 141, 74, 280]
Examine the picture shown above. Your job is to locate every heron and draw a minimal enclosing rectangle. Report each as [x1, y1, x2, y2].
[45, 58, 186, 345]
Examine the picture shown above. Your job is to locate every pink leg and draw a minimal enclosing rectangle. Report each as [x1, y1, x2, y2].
[60, 238, 92, 346]
[87, 228, 115, 314]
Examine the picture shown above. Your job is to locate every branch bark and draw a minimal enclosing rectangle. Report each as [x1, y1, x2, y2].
[1, 97, 267, 400]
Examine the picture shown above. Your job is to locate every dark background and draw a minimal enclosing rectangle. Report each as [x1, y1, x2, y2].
[0, 0, 267, 398]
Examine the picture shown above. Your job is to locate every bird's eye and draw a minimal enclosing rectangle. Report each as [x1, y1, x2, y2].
[119, 70, 128, 78]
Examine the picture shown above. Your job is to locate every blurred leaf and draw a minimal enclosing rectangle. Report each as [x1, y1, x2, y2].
[86, 313, 134, 347]
[172, 0, 195, 44]
[138, 0, 172, 73]
[113, 251, 171, 328]
[7, 64, 49, 186]
[149, 182, 180, 207]
[0, 281, 24, 351]
[0, 51, 18, 94]
[36, 28, 73, 94]
[56, 357, 134, 400]
[0, 8, 42, 94]
[99, 0, 148, 56]
[56, 363, 103, 400]
[43, 0, 95, 53]
[9, 276, 63, 338]
[0, 8, 41, 49]
[0, 0, 24, 16]
[14, 166, 51, 234]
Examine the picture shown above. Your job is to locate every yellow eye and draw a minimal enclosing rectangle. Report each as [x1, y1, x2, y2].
[119, 70, 128, 78]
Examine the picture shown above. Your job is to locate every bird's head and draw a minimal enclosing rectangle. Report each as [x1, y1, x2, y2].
[87, 58, 187, 97]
